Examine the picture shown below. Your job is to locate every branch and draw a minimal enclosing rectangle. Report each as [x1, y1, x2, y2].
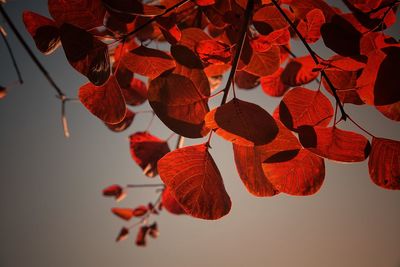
[220, 0, 255, 105]
[270, 0, 348, 121]
[124, 0, 190, 39]
[0, 26, 23, 84]
[126, 184, 165, 188]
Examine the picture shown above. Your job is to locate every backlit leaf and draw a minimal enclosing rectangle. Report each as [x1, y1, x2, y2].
[368, 137, 400, 190]
[260, 68, 289, 97]
[102, 184, 126, 202]
[281, 55, 318, 86]
[105, 109, 135, 132]
[79, 76, 126, 124]
[205, 98, 279, 146]
[161, 187, 186, 215]
[129, 132, 170, 177]
[158, 144, 231, 220]
[297, 9, 325, 44]
[116, 227, 129, 242]
[298, 126, 371, 162]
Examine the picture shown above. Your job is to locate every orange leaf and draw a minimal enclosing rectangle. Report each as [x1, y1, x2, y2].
[79, 76, 126, 124]
[298, 126, 371, 162]
[158, 144, 231, 220]
[205, 98, 278, 146]
[161, 188, 186, 215]
[116, 227, 129, 242]
[368, 137, 400, 190]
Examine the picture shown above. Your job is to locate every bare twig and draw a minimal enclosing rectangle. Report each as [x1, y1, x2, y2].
[0, 25, 23, 84]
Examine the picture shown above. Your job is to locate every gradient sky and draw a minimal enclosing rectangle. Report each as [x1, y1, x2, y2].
[0, 1, 399, 267]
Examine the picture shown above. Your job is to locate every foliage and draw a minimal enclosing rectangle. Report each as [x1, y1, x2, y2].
[3, 0, 399, 246]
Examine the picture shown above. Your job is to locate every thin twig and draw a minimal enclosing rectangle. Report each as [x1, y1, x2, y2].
[176, 135, 184, 149]
[0, 25, 23, 84]
[220, 0, 255, 105]
[126, 184, 165, 188]
[271, 0, 348, 121]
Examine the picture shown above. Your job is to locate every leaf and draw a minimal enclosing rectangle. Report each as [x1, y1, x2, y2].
[260, 68, 289, 97]
[253, 6, 292, 35]
[297, 9, 325, 44]
[242, 46, 281, 77]
[105, 109, 135, 132]
[195, 39, 232, 65]
[22, 11, 60, 55]
[112, 206, 148, 221]
[79, 76, 126, 124]
[116, 227, 129, 242]
[278, 87, 333, 131]
[102, 0, 165, 17]
[376, 102, 400, 122]
[298, 126, 371, 162]
[157, 144, 231, 220]
[290, 0, 337, 22]
[49, 0, 106, 30]
[121, 78, 148, 106]
[235, 71, 260, 90]
[262, 148, 325, 196]
[121, 45, 176, 79]
[102, 184, 126, 201]
[148, 222, 159, 239]
[161, 187, 186, 215]
[136, 226, 149, 246]
[60, 23, 110, 86]
[0, 86, 7, 100]
[129, 132, 170, 177]
[368, 137, 400, 190]
[205, 98, 279, 146]
[281, 55, 318, 86]
[148, 72, 210, 138]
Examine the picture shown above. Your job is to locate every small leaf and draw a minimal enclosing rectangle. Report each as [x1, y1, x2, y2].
[158, 144, 231, 220]
[368, 137, 400, 190]
[260, 68, 289, 97]
[136, 226, 149, 246]
[79, 76, 126, 124]
[129, 132, 170, 177]
[205, 98, 278, 146]
[297, 9, 325, 44]
[148, 222, 159, 238]
[112, 208, 135, 221]
[281, 55, 318, 86]
[116, 227, 129, 242]
[0, 86, 7, 100]
[102, 184, 126, 201]
[298, 126, 371, 162]
[242, 46, 281, 77]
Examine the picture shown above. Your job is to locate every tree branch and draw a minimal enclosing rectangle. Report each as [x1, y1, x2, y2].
[271, 0, 348, 121]
[0, 26, 23, 84]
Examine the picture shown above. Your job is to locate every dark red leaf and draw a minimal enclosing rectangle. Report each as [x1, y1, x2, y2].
[0, 86, 7, 100]
[297, 9, 325, 44]
[60, 23, 110, 85]
[102, 184, 126, 201]
[116, 227, 129, 242]
[279, 87, 333, 131]
[102, 0, 165, 17]
[148, 222, 159, 238]
[298, 126, 371, 162]
[260, 68, 289, 97]
[161, 187, 186, 215]
[79, 75, 126, 124]
[281, 55, 318, 86]
[136, 226, 149, 246]
[129, 132, 170, 177]
[376, 102, 400, 121]
[235, 71, 260, 90]
[105, 109, 135, 132]
[195, 39, 232, 65]
[253, 6, 292, 35]
[49, 0, 106, 30]
[205, 98, 279, 146]
[158, 144, 231, 220]
[148, 72, 210, 138]
[368, 137, 400, 190]
[121, 45, 176, 79]
[121, 78, 148, 106]
[22, 11, 60, 54]
[262, 148, 325, 196]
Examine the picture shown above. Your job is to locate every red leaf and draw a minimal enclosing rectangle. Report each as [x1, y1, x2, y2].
[205, 98, 279, 146]
[60, 23, 110, 86]
[161, 187, 186, 215]
[279, 87, 333, 131]
[148, 222, 159, 238]
[368, 137, 400, 190]
[297, 9, 325, 44]
[112, 208, 135, 221]
[158, 144, 231, 220]
[132, 205, 148, 217]
[116, 227, 129, 242]
[129, 132, 170, 177]
[253, 6, 292, 35]
[102, 184, 126, 201]
[148, 72, 210, 138]
[79, 76, 126, 124]
[121, 45, 176, 79]
[298, 126, 371, 162]
[242, 46, 281, 77]
[0, 86, 7, 100]
[195, 39, 232, 65]
[262, 148, 325, 196]
[22, 11, 60, 55]
[102, 0, 165, 16]
[121, 78, 148, 106]
[235, 71, 260, 90]
[105, 109, 135, 132]
[48, 0, 106, 30]
[260, 68, 289, 97]
[376, 102, 400, 122]
[290, 0, 337, 22]
[281, 55, 318, 86]
[136, 226, 149, 246]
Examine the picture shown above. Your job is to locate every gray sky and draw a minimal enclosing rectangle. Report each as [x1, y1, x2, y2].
[0, 1, 399, 267]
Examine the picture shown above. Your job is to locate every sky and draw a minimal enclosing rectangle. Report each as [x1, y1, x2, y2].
[0, 1, 399, 267]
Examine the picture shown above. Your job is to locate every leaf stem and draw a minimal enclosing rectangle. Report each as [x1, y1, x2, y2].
[126, 184, 165, 188]
[220, 0, 255, 105]
[0, 25, 23, 84]
[270, 0, 348, 121]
